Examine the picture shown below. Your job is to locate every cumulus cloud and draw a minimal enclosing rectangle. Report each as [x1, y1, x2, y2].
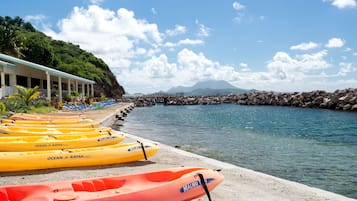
[266, 50, 330, 81]
[325, 37, 345, 48]
[325, 0, 357, 9]
[290, 41, 319, 51]
[233, 2, 245, 11]
[41, 4, 356, 93]
[44, 5, 162, 68]
[165, 25, 186, 36]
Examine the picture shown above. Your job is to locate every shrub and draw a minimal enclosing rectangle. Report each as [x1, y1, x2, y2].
[4, 98, 27, 113]
[0, 102, 6, 112]
[64, 93, 72, 102]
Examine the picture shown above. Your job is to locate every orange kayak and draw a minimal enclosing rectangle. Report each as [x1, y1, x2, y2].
[0, 167, 223, 201]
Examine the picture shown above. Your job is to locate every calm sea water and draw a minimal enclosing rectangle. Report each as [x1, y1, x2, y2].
[119, 104, 357, 198]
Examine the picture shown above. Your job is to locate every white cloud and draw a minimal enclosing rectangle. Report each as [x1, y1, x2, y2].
[290, 42, 319, 51]
[195, 21, 211, 38]
[233, 2, 245, 11]
[88, 0, 105, 5]
[329, 0, 356, 9]
[233, 13, 245, 23]
[353, 52, 357, 56]
[267, 50, 330, 80]
[24, 14, 46, 21]
[151, 8, 157, 15]
[163, 39, 203, 49]
[240, 63, 251, 72]
[325, 37, 345, 48]
[44, 5, 162, 68]
[178, 39, 203, 45]
[337, 62, 357, 76]
[344, 47, 352, 52]
[165, 25, 186, 36]
[40, 5, 357, 93]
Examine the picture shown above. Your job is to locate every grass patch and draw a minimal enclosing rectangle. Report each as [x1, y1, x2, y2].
[28, 106, 56, 114]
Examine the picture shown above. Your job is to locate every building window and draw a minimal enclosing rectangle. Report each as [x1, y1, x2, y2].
[16, 75, 28, 87]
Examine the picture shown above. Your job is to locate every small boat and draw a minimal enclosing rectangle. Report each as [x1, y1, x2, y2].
[1, 122, 100, 128]
[0, 125, 112, 136]
[1, 118, 94, 124]
[9, 113, 87, 121]
[0, 141, 159, 172]
[0, 132, 125, 151]
[0, 167, 223, 201]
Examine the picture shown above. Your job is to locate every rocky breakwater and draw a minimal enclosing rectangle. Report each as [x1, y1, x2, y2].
[125, 88, 357, 112]
[233, 88, 357, 111]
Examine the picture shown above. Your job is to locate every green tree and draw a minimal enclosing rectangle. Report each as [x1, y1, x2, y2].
[9, 85, 41, 107]
[0, 16, 23, 57]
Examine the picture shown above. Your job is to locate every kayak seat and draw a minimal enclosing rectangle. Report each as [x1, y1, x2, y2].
[72, 178, 125, 192]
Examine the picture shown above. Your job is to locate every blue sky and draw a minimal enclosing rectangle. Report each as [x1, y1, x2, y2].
[2, 0, 357, 93]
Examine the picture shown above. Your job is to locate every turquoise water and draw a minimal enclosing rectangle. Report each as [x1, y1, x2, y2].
[119, 104, 357, 198]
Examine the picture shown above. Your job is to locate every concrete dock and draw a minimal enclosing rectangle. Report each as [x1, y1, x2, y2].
[0, 102, 355, 201]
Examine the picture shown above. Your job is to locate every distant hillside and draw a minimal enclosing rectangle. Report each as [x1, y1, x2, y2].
[167, 80, 248, 96]
[0, 16, 124, 98]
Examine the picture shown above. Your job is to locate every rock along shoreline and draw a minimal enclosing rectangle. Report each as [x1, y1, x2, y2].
[127, 88, 357, 112]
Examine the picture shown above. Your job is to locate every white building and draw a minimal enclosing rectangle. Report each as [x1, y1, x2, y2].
[0, 52, 95, 102]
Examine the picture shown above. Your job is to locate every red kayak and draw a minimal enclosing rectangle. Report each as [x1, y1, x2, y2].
[0, 167, 223, 201]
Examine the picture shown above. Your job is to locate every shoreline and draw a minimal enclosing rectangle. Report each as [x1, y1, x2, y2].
[0, 102, 355, 201]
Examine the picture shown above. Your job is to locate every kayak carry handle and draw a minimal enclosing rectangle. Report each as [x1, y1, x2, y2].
[196, 173, 212, 201]
[137, 141, 148, 160]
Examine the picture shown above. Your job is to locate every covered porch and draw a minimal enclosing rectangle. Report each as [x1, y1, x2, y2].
[0, 53, 95, 102]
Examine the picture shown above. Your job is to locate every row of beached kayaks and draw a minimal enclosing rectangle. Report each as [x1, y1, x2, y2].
[0, 113, 159, 172]
[0, 112, 224, 200]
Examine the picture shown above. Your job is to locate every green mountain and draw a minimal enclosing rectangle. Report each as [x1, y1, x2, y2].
[167, 80, 248, 96]
[0, 16, 124, 98]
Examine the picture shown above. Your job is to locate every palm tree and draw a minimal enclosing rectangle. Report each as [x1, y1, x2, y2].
[9, 85, 41, 107]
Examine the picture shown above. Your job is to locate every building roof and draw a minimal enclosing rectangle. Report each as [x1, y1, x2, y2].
[0, 53, 95, 84]
[0, 59, 18, 69]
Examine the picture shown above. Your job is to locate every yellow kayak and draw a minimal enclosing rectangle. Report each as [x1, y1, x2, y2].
[0, 132, 125, 151]
[0, 141, 159, 172]
[1, 122, 100, 128]
[0, 125, 112, 136]
[9, 113, 87, 120]
[1, 118, 93, 124]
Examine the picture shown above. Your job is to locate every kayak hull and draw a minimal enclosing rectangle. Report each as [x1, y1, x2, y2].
[9, 113, 86, 121]
[1, 122, 100, 128]
[0, 132, 125, 151]
[1, 119, 94, 124]
[0, 167, 223, 201]
[0, 142, 159, 172]
[0, 126, 112, 136]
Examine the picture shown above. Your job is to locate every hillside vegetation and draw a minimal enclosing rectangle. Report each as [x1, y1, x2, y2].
[0, 16, 124, 98]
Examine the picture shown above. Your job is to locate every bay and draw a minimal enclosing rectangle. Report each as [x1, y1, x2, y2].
[119, 104, 357, 198]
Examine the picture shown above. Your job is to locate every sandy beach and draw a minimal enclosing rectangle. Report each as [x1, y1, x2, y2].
[0, 102, 355, 201]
